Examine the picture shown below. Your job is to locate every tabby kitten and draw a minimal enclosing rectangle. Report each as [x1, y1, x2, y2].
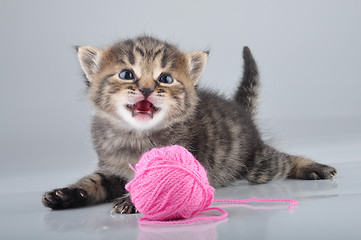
[42, 36, 336, 213]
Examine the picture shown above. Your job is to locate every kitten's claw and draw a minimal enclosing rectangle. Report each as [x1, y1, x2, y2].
[112, 196, 137, 214]
[110, 208, 117, 215]
[55, 189, 69, 201]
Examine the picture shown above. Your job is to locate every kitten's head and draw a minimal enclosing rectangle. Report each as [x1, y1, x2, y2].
[77, 36, 208, 132]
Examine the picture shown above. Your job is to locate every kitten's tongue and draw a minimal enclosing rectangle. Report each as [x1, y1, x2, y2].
[135, 100, 152, 112]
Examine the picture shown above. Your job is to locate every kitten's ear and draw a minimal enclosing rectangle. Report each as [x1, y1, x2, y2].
[77, 46, 103, 81]
[187, 51, 208, 84]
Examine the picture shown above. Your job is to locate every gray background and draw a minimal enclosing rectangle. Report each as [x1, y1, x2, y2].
[1, 0, 360, 193]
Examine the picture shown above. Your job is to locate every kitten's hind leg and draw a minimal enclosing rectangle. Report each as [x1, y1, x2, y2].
[42, 170, 127, 210]
[241, 144, 337, 184]
[288, 156, 337, 180]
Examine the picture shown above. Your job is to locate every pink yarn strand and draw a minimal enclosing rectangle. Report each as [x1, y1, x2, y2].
[137, 198, 299, 225]
[138, 207, 228, 225]
[214, 198, 299, 210]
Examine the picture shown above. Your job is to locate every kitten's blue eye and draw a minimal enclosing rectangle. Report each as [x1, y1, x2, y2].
[159, 74, 173, 84]
[119, 70, 134, 80]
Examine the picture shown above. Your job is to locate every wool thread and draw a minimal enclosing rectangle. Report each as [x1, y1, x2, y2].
[125, 145, 299, 225]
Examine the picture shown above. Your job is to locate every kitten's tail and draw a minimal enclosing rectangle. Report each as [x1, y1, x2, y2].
[234, 47, 260, 118]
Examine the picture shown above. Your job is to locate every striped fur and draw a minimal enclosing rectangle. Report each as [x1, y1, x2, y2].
[42, 36, 336, 212]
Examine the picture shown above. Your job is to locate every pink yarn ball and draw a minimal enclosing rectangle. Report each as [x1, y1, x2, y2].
[125, 145, 215, 221]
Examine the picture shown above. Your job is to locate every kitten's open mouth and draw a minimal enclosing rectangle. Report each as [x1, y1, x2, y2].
[126, 100, 160, 118]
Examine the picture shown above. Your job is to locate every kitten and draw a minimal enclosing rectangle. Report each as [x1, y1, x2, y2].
[42, 36, 336, 213]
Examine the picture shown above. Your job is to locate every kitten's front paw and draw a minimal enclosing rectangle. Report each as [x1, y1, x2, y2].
[299, 162, 337, 180]
[112, 196, 138, 214]
[42, 187, 88, 210]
